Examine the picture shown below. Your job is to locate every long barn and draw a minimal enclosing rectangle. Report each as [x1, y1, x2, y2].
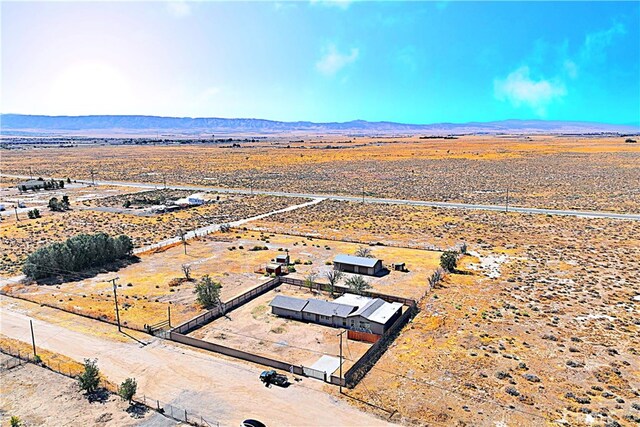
[333, 254, 383, 276]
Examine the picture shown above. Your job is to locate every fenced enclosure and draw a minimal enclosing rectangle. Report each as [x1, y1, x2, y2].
[166, 275, 416, 389]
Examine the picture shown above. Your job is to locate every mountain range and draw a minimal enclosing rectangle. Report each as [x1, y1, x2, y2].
[1, 114, 638, 136]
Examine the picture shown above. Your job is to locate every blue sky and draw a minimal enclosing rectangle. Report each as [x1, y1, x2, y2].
[2, 1, 638, 125]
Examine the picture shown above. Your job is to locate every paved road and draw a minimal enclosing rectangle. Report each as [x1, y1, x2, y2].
[2, 173, 639, 220]
[0, 296, 390, 426]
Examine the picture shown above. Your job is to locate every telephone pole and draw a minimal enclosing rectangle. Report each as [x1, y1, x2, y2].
[90, 169, 96, 186]
[505, 185, 510, 213]
[337, 329, 346, 393]
[14, 205, 19, 222]
[362, 186, 365, 204]
[108, 277, 121, 332]
[30, 320, 37, 358]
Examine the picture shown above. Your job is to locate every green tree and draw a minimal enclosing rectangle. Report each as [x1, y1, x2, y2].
[59, 180, 65, 189]
[61, 195, 70, 209]
[48, 197, 60, 211]
[118, 378, 137, 404]
[78, 359, 100, 394]
[10, 416, 21, 427]
[440, 251, 458, 272]
[325, 269, 344, 296]
[194, 275, 222, 309]
[345, 275, 371, 295]
[67, 177, 72, 184]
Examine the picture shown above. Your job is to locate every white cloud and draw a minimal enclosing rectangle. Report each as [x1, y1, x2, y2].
[310, 0, 352, 10]
[166, 1, 191, 18]
[580, 23, 626, 62]
[316, 45, 359, 76]
[563, 59, 578, 79]
[494, 66, 566, 116]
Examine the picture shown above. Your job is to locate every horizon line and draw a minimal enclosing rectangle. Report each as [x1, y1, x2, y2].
[2, 113, 638, 128]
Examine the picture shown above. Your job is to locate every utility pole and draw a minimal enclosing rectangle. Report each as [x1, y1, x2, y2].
[337, 329, 346, 393]
[505, 185, 510, 213]
[108, 277, 122, 332]
[90, 169, 96, 186]
[30, 320, 37, 358]
[29, 166, 33, 180]
[14, 205, 19, 222]
[362, 186, 365, 204]
[167, 305, 171, 328]
[163, 174, 167, 189]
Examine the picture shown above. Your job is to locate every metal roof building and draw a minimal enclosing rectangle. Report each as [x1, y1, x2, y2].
[333, 254, 384, 276]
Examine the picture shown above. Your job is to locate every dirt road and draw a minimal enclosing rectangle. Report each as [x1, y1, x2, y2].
[0, 296, 390, 426]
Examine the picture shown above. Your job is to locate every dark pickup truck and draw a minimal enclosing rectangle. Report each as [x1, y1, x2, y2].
[259, 370, 289, 387]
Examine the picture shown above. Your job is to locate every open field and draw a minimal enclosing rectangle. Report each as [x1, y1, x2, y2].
[253, 200, 640, 426]
[2, 135, 639, 212]
[0, 192, 309, 275]
[2, 230, 439, 332]
[190, 284, 372, 370]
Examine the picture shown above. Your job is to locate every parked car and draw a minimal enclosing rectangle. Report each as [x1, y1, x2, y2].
[259, 370, 289, 387]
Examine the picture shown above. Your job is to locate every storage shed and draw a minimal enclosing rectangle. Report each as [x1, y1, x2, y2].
[333, 254, 384, 276]
[265, 263, 282, 276]
[275, 253, 290, 266]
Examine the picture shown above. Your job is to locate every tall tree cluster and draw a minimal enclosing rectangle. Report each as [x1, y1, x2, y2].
[23, 232, 134, 279]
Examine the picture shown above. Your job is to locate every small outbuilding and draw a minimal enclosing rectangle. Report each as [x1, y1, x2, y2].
[333, 254, 384, 276]
[265, 263, 282, 276]
[275, 253, 290, 266]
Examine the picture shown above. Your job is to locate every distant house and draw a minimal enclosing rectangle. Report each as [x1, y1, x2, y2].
[174, 193, 205, 207]
[333, 254, 384, 276]
[269, 293, 402, 335]
[17, 180, 45, 192]
[275, 253, 290, 266]
[187, 193, 205, 205]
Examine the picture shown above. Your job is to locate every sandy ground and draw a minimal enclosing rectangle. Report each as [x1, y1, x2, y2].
[0, 356, 176, 426]
[3, 231, 439, 332]
[190, 285, 372, 370]
[0, 296, 391, 426]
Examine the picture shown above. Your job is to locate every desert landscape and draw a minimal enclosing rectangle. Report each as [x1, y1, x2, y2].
[2, 1, 639, 426]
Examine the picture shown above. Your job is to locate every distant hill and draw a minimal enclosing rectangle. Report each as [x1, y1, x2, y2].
[1, 114, 638, 136]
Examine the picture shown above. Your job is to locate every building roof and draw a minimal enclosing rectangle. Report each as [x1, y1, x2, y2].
[351, 299, 386, 318]
[303, 299, 356, 317]
[333, 254, 380, 268]
[18, 180, 45, 186]
[269, 295, 308, 312]
[334, 293, 373, 307]
[275, 254, 289, 260]
[365, 302, 403, 324]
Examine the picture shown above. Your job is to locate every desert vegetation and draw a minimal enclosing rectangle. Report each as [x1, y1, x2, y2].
[2, 136, 638, 212]
[253, 200, 640, 426]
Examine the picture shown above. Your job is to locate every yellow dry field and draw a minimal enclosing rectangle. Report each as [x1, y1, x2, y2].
[0, 193, 307, 275]
[190, 285, 372, 371]
[253, 200, 640, 427]
[2, 135, 638, 212]
[0, 335, 85, 378]
[2, 230, 440, 332]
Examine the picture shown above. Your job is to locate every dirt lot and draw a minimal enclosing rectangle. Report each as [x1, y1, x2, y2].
[0, 356, 174, 426]
[2, 230, 439, 333]
[190, 284, 372, 370]
[1, 296, 390, 426]
[253, 200, 640, 426]
[0, 192, 308, 275]
[2, 136, 638, 212]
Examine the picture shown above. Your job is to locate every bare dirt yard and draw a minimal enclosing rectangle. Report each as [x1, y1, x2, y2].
[190, 284, 372, 371]
[0, 355, 175, 426]
[253, 200, 640, 427]
[3, 230, 439, 333]
[2, 135, 638, 212]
